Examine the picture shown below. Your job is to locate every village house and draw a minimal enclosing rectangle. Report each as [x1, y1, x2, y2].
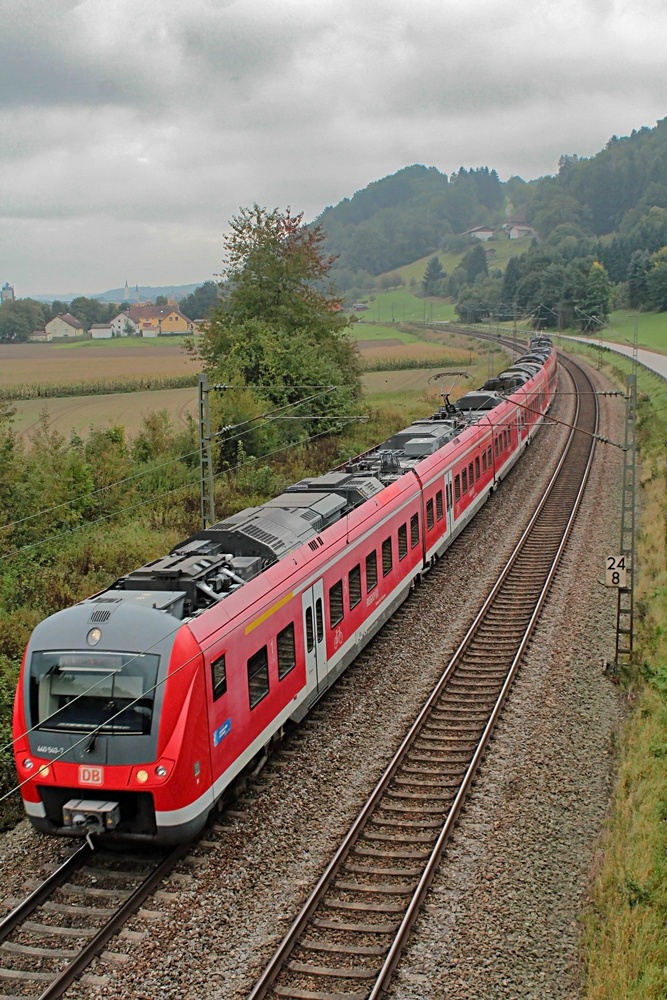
[109, 313, 138, 336]
[127, 304, 194, 336]
[28, 329, 51, 342]
[44, 313, 84, 338]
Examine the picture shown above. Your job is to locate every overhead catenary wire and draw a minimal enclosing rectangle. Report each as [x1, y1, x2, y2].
[0, 417, 363, 564]
[1, 387, 340, 533]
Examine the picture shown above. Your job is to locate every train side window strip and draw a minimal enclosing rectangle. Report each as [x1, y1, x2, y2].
[468, 462, 474, 486]
[277, 623, 296, 680]
[455, 474, 460, 501]
[382, 537, 393, 576]
[482, 451, 487, 473]
[315, 598, 324, 643]
[426, 498, 434, 530]
[410, 514, 419, 548]
[462, 468, 467, 494]
[305, 607, 314, 652]
[366, 551, 378, 592]
[398, 524, 408, 560]
[435, 490, 443, 521]
[349, 565, 362, 608]
[211, 653, 227, 701]
[247, 646, 270, 709]
[475, 457, 480, 481]
[487, 446, 492, 467]
[329, 581, 344, 628]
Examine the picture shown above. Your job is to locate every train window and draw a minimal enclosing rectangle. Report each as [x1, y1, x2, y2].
[315, 598, 324, 643]
[468, 462, 474, 486]
[503, 429, 507, 450]
[211, 653, 227, 701]
[410, 513, 419, 548]
[475, 457, 480, 481]
[398, 524, 408, 560]
[247, 646, 269, 709]
[305, 607, 314, 652]
[447, 483, 452, 509]
[482, 451, 487, 473]
[487, 446, 492, 467]
[29, 651, 160, 736]
[382, 537, 393, 576]
[329, 581, 344, 627]
[435, 490, 443, 521]
[277, 624, 296, 680]
[455, 475, 460, 501]
[349, 565, 361, 609]
[366, 551, 378, 592]
[426, 498, 434, 530]
[462, 468, 467, 494]
[495, 437, 499, 458]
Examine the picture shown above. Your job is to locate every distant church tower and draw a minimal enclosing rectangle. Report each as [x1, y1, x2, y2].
[1, 282, 15, 303]
[134, 283, 140, 303]
[124, 280, 129, 302]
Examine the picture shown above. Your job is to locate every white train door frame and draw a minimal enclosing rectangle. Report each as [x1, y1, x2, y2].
[302, 580, 326, 694]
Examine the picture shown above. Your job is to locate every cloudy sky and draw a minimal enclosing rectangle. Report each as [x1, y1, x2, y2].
[2, 0, 666, 297]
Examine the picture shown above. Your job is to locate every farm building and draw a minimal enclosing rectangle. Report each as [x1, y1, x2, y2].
[90, 324, 113, 339]
[461, 226, 494, 241]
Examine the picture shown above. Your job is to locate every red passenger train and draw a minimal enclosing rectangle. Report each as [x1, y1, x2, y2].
[13, 338, 557, 843]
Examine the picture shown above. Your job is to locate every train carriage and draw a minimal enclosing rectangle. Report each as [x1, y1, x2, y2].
[13, 339, 556, 843]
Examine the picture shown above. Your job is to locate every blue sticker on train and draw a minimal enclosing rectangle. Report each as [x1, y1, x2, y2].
[213, 718, 232, 746]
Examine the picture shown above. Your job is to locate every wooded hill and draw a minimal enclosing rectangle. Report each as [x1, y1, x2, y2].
[318, 118, 667, 327]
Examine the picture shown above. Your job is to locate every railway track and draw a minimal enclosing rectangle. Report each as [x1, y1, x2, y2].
[0, 841, 187, 999]
[247, 353, 598, 1000]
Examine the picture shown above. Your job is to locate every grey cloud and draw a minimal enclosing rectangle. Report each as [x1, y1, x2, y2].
[2, 0, 667, 293]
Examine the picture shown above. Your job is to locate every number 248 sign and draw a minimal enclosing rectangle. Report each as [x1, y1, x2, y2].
[606, 555, 627, 588]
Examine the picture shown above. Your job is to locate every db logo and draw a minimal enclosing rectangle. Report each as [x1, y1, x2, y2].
[79, 765, 104, 785]
[333, 627, 344, 650]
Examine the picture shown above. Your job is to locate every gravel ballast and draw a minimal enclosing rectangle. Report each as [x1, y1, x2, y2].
[0, 356, 624, 999]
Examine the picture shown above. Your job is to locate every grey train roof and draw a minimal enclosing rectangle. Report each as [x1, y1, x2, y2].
[90, 340, 553, 620]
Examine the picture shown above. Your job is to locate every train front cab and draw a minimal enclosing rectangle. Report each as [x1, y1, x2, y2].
[13, 602, 214, 845]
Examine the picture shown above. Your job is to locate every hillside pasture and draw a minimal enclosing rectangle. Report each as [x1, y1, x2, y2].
[376, 237, 529, 287]
[354, 291, 457, 324]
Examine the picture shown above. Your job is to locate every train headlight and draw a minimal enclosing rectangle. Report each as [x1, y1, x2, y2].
[38, 765, 50, 778]
[22, 758, 34, 770]
[87, 627, 102, 646]
[136, 769, 148, 784]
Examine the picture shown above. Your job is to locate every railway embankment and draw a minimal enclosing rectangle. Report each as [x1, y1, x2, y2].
[572, 345, 667, 1000]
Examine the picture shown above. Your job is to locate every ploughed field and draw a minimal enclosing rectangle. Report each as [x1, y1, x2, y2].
[0, 341, 198, 389]
[2, 330, 493, 441]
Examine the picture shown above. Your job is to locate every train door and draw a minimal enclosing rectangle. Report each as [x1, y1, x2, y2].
[444, 470, 454, 538]
[302, 580, 326, 693]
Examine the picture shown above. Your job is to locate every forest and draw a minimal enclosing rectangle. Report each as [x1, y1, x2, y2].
[317, 118, 667, 330]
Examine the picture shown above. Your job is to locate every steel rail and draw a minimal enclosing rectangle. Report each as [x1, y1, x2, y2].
[0, 842, 187, 999]
[38, 843, 189, 1000]
[247, 352, 597, 1000]
[0, 843, 91, 944]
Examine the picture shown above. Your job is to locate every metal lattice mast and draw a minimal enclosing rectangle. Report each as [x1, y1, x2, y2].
[198, 374, 215, 529]
[615, 371, 637, 668]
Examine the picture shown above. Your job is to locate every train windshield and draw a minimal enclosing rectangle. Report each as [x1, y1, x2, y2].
[29, 651, 160, 735]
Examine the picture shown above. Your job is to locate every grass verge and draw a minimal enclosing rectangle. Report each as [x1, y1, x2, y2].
[565, 341, 667, 999]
